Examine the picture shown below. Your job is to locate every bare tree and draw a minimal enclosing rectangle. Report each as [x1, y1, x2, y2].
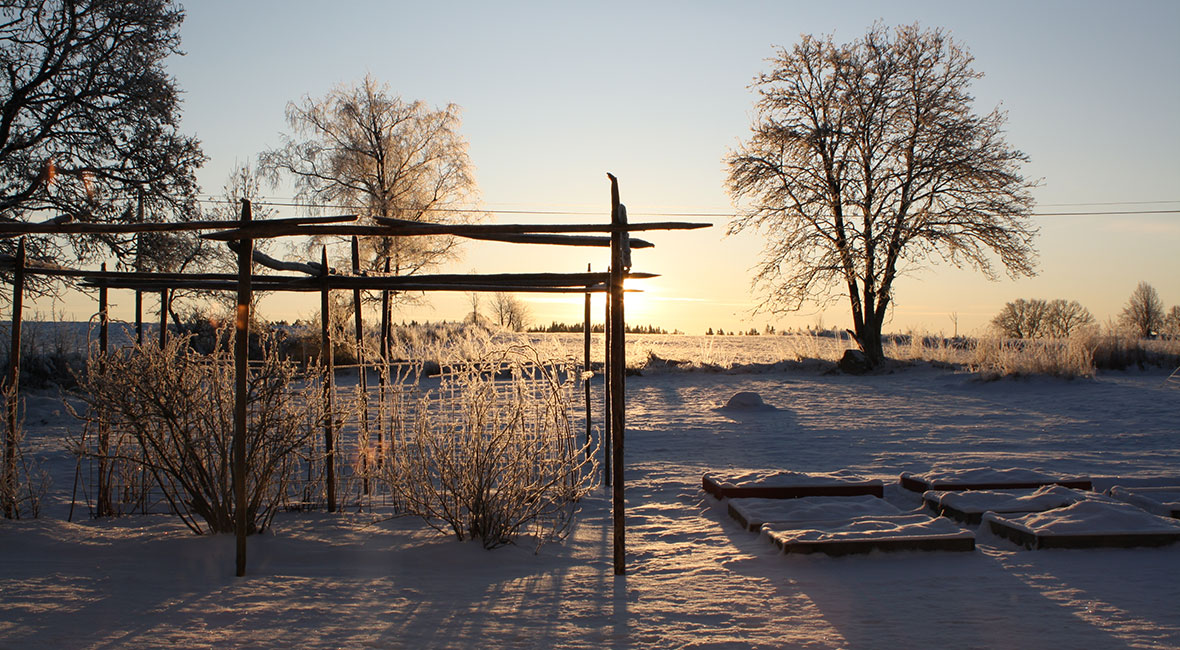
[992, 298, 1094, 339]
[1044, 299, 1094, 338]
[726, 24, 1038, 366]
[0, 0, 205, 286]
[261, 75, 478, 306]
[1120, 281, 1164, 338]
[491, 292, 530, 332]
[1162, 305, 1180, 340]
[992, 298, 1050, 339]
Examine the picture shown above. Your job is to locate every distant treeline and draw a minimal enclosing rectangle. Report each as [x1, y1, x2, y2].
[528, 322, 681, 335]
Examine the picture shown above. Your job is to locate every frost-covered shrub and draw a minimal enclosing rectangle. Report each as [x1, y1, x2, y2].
[382, 345, 596, 549]
[75, 332, 323, 534]
[969, 337, 1095, 380]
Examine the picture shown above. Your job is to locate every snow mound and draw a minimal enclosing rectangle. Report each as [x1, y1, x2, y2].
[719, 391, 775, 410]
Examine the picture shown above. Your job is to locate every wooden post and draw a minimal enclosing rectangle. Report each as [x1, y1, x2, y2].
[233, 200, 253, 576]
[321, 246, 337, 513]
[603, 284, 611, 487]
[97, 264, 111, 518]
[2, 238, 24, 519]
[351, 236, 369, 496]
[584, 264, 592, 461]
[377, 257, 391, 471]
[158, 290, 168, 348]
[607, 173, 627, 575]
[135, 189, 144, 346]
[135, 291, 143, 345]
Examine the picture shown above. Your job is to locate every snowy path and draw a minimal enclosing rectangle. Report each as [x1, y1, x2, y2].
[2, 367, 1179, 648]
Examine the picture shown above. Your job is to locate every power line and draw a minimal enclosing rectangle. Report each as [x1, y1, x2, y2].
[192, 196, 1180, 219]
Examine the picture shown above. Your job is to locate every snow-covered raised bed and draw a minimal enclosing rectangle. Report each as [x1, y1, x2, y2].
[985, 500, 1180, 550]
[924, 485, 1108, 525]
[1108, 486, 1180, 519]
[761, 514, 975, 556]
[728, 495, 900, 532]
[702, 469, 884, 499]
[901, 467, 1092, 493]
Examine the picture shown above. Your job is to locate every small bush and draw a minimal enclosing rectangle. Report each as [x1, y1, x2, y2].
[382, 345, 596, 549]
[74, 331, 324, 534]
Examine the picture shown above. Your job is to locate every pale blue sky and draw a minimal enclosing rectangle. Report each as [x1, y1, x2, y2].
[52, 0, 1180, 334]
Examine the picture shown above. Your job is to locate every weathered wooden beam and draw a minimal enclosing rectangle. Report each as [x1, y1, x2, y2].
[203, 218, 709, 241]
[608, 173, 627, 576]
[226, 240, 325, 275]
[457, 232, 654, 248]
[0, 213, 357, 237]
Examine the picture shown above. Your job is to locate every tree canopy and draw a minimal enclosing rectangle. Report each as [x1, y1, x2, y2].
[0, 0, 204, 275]
[726, 23, 1038, 365]
[261, 75, 478, 283]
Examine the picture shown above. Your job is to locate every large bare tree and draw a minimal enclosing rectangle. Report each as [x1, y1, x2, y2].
[726, 24, 1038, 365]
[261, 75, 478, 287]
[0, 0, 204, 283]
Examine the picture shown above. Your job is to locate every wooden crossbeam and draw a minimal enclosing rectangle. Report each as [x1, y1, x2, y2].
[0, 213, 357, 236]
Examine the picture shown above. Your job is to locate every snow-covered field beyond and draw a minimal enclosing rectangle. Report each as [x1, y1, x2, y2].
[3, 361, 1180, 648]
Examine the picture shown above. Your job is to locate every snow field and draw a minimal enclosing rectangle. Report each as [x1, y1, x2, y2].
[2, 364, 1179, 648]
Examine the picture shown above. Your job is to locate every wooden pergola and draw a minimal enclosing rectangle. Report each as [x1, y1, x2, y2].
[0, 173, 708, 576]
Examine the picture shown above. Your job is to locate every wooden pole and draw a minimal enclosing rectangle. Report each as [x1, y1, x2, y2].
[351, 237, 369, 496]
[158, 290, 168, 348]
[603, 284, 611, 487]
[135, 189, 144, 346]
[377, 257, 391, 471]
[3, 238, 24, 519]
[608, 173, 627, 575]
[233, 200, 253, 576]
[584, 264, 592, 461]
[135, 291, 143, 345]
[321, 246, 336, 513]
[97, 263, 111, 517]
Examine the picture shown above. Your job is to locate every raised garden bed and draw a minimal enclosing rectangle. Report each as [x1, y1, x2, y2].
[703, 470, 884, 500]
[900, 467, 1091, 493]
[985, 500, 1180, 550]
[728, 495, 901, 532]
[761, 514, 975, 556]
[923, 485, 1105, 525]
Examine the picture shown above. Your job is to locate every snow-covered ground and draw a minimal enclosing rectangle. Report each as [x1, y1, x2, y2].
[3, 364, 1180, 648]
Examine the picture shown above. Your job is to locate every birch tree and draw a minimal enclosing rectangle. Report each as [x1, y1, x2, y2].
[262, 75, 478, 292]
